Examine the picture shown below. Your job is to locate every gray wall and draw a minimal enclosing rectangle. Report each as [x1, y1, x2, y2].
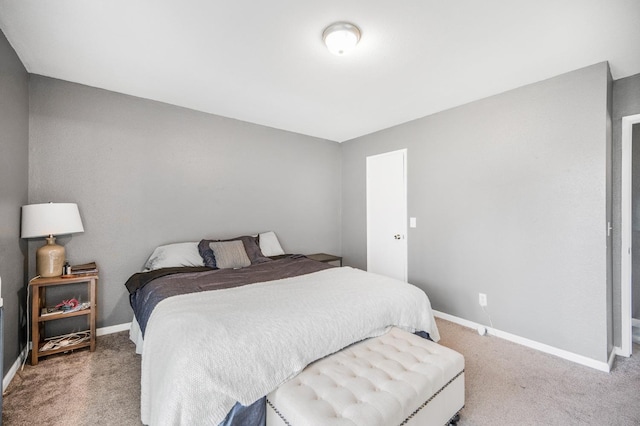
[612, 72, 640, 346]
[28, 75, 341, 329]
[3, 56, 631, 373]
[341, 63, 611, 362]
[0, 29, 29, 377]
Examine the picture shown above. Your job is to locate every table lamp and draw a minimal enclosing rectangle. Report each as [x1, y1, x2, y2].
[21, 202, 84, 277]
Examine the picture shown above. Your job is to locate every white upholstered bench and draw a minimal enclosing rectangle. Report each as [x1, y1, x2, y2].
[266, 327, 465, 426]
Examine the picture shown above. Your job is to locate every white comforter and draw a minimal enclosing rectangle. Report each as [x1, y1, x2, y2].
[140, 266, 440, 426]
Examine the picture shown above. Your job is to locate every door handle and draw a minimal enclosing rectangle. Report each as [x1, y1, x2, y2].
[394, 234, 401, 240]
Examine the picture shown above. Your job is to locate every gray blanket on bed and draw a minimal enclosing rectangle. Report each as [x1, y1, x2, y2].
[128, 256, 332, 335]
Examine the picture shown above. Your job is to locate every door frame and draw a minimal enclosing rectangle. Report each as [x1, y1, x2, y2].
[366, 149, 408, 282]
[620, 113, 640, 357]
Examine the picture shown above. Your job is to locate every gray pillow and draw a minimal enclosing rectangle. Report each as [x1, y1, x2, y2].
[209, 240, 251, 269]
[198, 235, 271, 268]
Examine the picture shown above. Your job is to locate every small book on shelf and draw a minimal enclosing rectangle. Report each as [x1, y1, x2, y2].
[70, 262, 98, 274]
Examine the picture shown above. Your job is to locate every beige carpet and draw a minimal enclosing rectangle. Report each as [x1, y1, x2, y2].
[3, 331, 142, 425]
[3, 319, 639, 425]
[437, 321, 640, 425]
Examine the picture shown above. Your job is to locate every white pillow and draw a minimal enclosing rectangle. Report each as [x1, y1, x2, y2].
[144, 242, 204, 270]
[258, 231, 285, 257]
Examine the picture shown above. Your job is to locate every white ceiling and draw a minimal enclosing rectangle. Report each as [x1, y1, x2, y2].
[1, 0, 639, 142]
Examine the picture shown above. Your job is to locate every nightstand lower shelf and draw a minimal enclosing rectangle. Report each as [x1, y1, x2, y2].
[38, 333, 91, 357]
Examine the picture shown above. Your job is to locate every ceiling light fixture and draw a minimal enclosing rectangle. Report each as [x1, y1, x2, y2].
[322, 22, 361, 56]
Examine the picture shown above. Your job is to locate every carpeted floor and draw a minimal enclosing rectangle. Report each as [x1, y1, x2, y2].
[3, 331, 142, 425]
[437, 321, 640, 425]
[3, 319, 639, 425]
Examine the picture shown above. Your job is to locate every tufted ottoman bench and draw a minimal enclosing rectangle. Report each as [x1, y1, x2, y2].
[266, 327, 464, 426]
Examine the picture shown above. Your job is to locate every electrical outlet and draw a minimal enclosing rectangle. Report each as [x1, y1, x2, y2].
[479, 293, 487, 307]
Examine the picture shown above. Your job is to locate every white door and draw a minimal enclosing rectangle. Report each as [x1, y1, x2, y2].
[367, 149, 407, 281]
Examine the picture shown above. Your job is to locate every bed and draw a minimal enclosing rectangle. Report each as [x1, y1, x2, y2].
[126, 233, 441, 426]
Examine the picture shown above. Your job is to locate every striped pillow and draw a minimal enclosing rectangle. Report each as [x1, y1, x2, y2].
[208, 240, 251, 269]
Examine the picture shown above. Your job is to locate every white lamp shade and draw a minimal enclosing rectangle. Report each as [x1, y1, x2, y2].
[21, 203, 84, 238]
[323, 22, 361, 56]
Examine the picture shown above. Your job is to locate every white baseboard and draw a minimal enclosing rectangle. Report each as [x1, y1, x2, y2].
[2, 345, 29, 392]
[433, 310, 611, 373]
[434, 310, 483, 331]
[3, 322, 132, 392]
[96, 322, 131, 336]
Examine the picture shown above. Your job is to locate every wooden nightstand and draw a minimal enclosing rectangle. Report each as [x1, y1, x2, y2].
[307, 253, 343, 267]
[29, 273, 98, 365]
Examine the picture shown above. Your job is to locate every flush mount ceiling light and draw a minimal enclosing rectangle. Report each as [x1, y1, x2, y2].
[322, 22, 361, 56]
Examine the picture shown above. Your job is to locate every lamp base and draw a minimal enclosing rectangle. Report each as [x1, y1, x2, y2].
[36, 236, 65, 277]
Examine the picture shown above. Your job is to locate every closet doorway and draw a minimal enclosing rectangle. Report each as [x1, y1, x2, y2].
[621, 114, 640, 356]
